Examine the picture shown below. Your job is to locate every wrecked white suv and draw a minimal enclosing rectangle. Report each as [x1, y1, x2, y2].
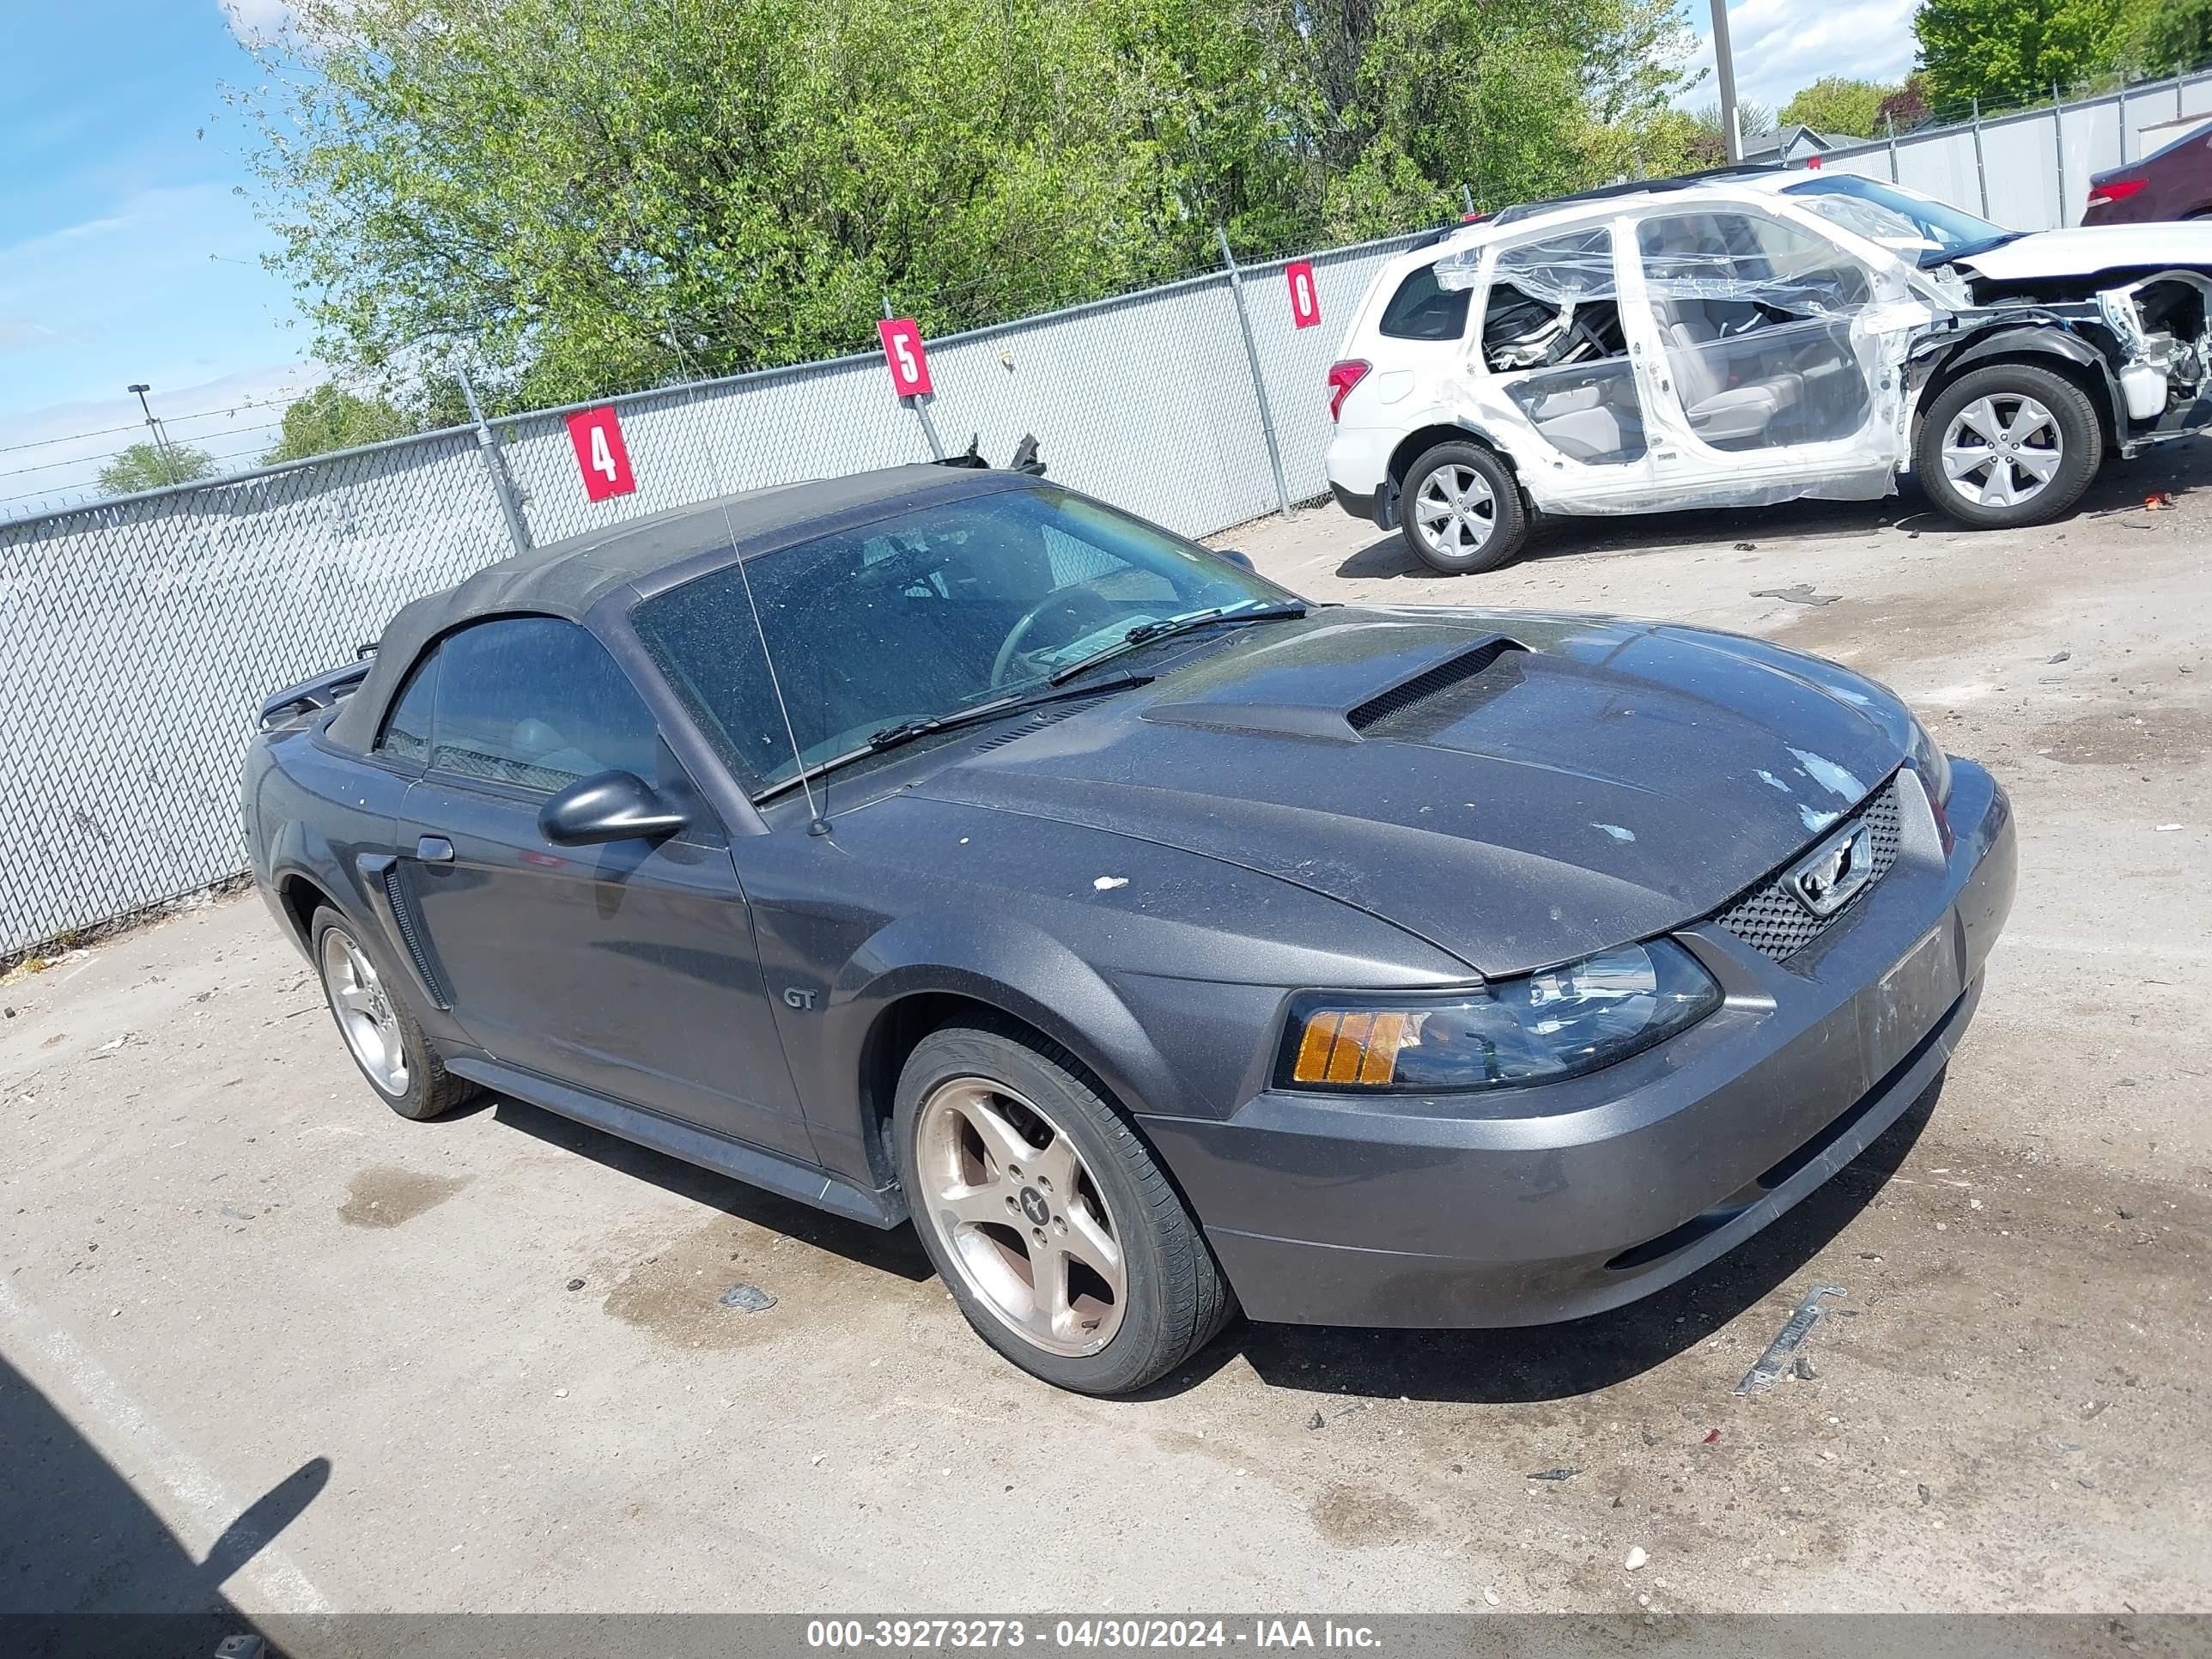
[1325, 169, 2212, 574]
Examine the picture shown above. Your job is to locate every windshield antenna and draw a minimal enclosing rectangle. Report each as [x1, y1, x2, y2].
[658, 331, 833, 837]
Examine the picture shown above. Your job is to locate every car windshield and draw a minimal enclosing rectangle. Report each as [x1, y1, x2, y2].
[631, 484, 1298, 795]
[1783, 173, 2018, 266]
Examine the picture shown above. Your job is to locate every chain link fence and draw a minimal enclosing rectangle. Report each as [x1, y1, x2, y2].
[18, 56, 2212, 961]
[0, 227, 1431, 960]
[1814, 62, 2212, 230]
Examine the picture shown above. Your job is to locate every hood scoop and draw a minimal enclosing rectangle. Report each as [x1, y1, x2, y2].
[1142, 634, 1528, 744]
[1348, 635, 1528, 740]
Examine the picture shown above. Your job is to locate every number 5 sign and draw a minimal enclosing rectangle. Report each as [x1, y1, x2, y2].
[878, 317, 934, 398]
[1285, 260, 1322, 330]
[564, 405, 635, 502]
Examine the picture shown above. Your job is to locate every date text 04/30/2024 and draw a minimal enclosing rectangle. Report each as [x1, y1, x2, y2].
[804, 1620, 1382, 1649]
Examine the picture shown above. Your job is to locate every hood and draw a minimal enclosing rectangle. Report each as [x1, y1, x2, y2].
[1955, 222, 2212, 283]
[915, 609, 1911, 977]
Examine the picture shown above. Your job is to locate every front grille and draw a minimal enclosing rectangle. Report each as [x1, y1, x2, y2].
[1715, 774, 1903, 963]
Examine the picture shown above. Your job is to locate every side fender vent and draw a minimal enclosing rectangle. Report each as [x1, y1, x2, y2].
[1348, 636, 1528, 739]
[383, 865, 453, 1009]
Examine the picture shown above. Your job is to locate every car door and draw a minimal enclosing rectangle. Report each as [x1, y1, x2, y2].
[386, 614, 816, 1162]
[1629, 206, 1881, 477]
[1474, 222, 1656, 504]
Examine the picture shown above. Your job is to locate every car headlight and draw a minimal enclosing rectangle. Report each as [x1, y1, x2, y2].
[1907, 716, 1952, 805]
[1279, 940, 1723, 1094]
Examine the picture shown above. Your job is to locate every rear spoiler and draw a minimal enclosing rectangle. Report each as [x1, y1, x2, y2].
[259, 644, 375, 732]
[935, 433, 1047, 476]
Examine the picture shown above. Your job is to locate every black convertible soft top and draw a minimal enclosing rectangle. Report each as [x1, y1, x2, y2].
[324, 464, 1020, 752]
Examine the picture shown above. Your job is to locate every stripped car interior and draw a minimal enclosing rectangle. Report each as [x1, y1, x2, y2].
[1328, 167, 2212, 572]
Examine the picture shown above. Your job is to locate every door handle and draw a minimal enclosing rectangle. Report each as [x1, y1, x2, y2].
[416, 836, 455, 863]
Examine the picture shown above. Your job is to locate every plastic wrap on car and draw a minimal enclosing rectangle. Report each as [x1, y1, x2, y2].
[1427, 201, 1935, 516]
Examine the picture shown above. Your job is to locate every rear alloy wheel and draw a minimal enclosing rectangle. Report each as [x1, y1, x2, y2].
[1399, 439, 1528, 574]
[309, 907, 477, 1121]
[895, 1023, 1234, 1394]
[1916, 362, 2100, 528]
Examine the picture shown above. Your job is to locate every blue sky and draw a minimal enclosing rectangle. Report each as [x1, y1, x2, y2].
[1678, 0, 1920, 118]
[0, 0, 309, 510]
[0, 0, 1916, 510]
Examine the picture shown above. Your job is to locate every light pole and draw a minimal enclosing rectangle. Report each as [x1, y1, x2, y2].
[1710, 0, 1742, 164]
[126, 383, 179, 476]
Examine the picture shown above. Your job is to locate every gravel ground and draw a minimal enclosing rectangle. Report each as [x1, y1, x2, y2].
[3, 449, 2208, 1620]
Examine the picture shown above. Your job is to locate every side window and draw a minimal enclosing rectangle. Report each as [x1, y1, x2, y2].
[1635, 211, 1872, 452]
[1377, 264, 1472, 341]
[1480, 226, 1644, 466]
[1483, 228, 1627, 371]
[428, 616, 659, 792]
[376, 651, 439, 766]
[1636, 211, 1872, 311]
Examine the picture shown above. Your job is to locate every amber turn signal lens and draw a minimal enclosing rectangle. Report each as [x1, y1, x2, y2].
[1291, 1009, 1409, 1085]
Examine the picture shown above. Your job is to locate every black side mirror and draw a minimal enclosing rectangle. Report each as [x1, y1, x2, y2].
[538, 770, 686, 846]
[1214, 548, 1255, 570]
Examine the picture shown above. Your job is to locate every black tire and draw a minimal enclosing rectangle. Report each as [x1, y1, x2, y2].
[1914, 362, 2101, 529]
[893, 1020, 1235, 1395]
[308, 907, 477, 1121]
[1397, 439, 1528, 574]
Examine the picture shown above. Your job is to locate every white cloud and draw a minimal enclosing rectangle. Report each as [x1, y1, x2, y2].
[1676, 0, 1919, 118]
[219, 0, 295, 44]
[0, 363, 321, 518]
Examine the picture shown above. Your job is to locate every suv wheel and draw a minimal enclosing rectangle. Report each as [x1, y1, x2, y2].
[1400, 439, 1528, 574]
[310, 907, 477, 1121]
[894, 1022, 1235, 1395]
[1916, 362, 2101, 528]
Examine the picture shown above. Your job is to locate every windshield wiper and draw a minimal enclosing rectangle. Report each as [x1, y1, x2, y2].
[1048, 601, 1308, 685]
[753, 674, 1152, 802]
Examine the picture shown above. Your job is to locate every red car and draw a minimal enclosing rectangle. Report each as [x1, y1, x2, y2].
[2085, 118, 2212, 223]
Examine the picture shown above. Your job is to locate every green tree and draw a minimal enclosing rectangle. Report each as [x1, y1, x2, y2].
[1877, 73, 1936, 131]
[1913, 0, 2137, 107]
[1780, 76, 1899, 137]
[230, 0, 1698, 407]
[97, 442, 216, 496]
[264, 383, 413, 464]
[2131, 0, 2212, 71]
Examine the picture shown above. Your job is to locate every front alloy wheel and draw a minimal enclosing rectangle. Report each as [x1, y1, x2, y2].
[1916, 362, 2100, 528]
[1940, 393, 2063, 510]
[893, 1022, 1234, 1394]
[915, 1077, 1126, 1354]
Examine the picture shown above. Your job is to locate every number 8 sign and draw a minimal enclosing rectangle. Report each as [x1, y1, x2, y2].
[564, 405, 635, 502]
[1285, 259, 1322, 330]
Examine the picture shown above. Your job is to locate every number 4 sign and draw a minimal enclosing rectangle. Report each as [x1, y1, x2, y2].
[564, 405, 635, 502]
[878, 318, 934, 398]
[1285, 260, 1322, 330]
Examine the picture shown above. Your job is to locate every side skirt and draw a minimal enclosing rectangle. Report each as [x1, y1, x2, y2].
[444, 1055, 908, 1230]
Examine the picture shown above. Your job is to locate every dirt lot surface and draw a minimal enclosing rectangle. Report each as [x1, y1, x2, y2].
[4, 452, 2209, 1620]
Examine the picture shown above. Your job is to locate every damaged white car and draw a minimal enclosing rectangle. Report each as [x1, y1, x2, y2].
[1324, 168, 2212, 573]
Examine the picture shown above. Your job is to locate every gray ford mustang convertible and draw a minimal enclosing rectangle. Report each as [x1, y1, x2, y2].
[244, 463, 2015, 1394]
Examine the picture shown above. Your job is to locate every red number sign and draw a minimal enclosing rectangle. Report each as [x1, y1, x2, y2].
[1285, 260, 1322, 330]
[564, 406, 635, 501]
[878, 318, 933, 398]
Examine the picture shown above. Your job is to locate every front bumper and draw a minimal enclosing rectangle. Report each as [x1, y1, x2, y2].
[1141, 761, 2016, 1328]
